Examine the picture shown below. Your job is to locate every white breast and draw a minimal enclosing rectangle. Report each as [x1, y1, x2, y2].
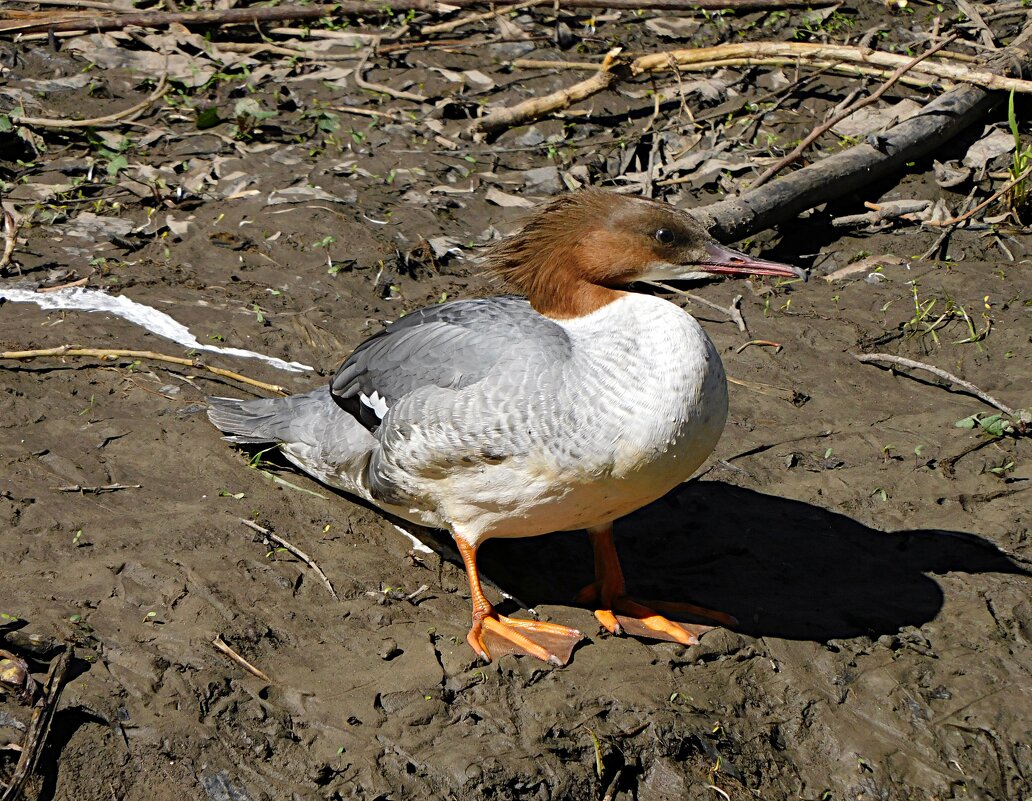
[428, 293, 729, 545]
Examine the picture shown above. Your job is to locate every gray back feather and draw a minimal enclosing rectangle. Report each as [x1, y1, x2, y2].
[330, 296, 571, 429]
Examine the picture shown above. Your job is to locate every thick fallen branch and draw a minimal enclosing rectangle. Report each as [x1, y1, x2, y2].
[631, 41, 1032, 94]
[0, 648, 71, 801]
[693, 22, 1032, 243]
[470, 49, 622, 137]
[0, 0, 837, 35]
[515, 56, 951, 89]
[0, 346, 288, 395]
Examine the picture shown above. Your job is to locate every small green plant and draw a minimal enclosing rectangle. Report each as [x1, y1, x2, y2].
[955, 412, 1014, 438]
[78, 394, 95, 416]
[900, 281, 986, 345]
[247, 445, 280, 469]
[1006, 89, 1031, 216]
[585, 728, 604, 779]
[988, 458, 1015, 477]
[230, 98, 276, 141]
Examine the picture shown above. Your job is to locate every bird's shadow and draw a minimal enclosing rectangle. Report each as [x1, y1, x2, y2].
[472, 482, 1029, 642]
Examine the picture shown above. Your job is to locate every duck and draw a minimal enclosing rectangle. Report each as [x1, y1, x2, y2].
[207, 189, 804, 666]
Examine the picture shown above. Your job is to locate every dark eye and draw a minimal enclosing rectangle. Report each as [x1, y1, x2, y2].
[655, 228, 675, 245]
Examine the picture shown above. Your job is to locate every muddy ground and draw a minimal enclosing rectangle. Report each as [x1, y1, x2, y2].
[2, 3, 1032, 800]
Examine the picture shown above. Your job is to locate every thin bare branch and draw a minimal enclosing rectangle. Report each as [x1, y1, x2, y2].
[922, 162, 1032, 227]
[212, 636, 273, 682]
[751, 36, 959, 188]
[354, 47, 427, 103]
[0, 346, 288, 395]
[853, 353, 1018, 416]
[10, 76, 169, 129]
[239, 518, 340, 601]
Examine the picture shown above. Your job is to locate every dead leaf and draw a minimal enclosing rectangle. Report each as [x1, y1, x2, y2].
[962, 127, 1014, 172]
[644, 17, 701, 39]
[823, 254, 908, 282]
[266, 184, 357, 206]
[57, 212, 140, 240]
[484, 187, 535, 208]
[831, 99, 922, 139]
[933, 160, 971, 188]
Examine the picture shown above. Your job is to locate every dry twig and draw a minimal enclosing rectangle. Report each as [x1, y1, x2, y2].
[0, 0, 840, 34]
[56, 483, 142, 493]
[0, 346, 288, 395]
[214, 41, 364, 62]
[330, 105, 405, 121]
[923, 163, 1032, 227]
[853, 353, 1018, 416]
[631, 42, 1032, 94]
[0, 208, 17, 274]
[516, 55, 945, 90]
[726, 376, 806, 404]
[240, 518, 340, 601]
[212, 635, 273, 682]
[751, 36, 959, 188]
[645, 281, 748, 332]
[471, 48, 622, 136]
[354, 47, 427, 103]
[421, 0, 548, 35]
[0, 648, 71, 801]
[10, 76, 170, 129]
[736, 339, 783, 354]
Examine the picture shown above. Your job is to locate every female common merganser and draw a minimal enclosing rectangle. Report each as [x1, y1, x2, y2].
[208, 189, 804, 666]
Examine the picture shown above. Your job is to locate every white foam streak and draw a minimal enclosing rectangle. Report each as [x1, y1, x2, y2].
[1, 286, 313, 373]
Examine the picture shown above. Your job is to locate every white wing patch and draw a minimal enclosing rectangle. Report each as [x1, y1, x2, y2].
[359, 390, 390, 419]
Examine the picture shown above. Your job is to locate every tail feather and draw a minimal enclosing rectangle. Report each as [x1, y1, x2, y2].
[206, 387, 378, 499]
[207, 395, 288, 444]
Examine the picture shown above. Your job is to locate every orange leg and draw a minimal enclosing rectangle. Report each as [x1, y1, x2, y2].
[574, 523, 736, 646]
[457, 538, 583, 667]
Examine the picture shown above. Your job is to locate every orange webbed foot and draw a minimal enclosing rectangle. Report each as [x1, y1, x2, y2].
[577, 522, 738, 647]
[575, 582, 731, 645]
[468, 612, 583, 667]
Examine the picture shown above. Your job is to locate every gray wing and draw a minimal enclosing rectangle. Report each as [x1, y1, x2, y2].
[330, 296, 570, 430]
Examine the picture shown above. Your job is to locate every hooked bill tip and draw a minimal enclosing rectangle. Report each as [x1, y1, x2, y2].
[702, 243, 807, 281]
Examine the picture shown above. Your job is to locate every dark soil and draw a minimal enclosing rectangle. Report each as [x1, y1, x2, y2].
[2, 4, 1031, 800]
